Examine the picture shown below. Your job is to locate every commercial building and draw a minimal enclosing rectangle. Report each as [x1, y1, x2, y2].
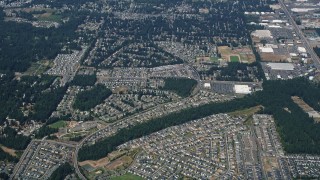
[267, 63, 295, 71]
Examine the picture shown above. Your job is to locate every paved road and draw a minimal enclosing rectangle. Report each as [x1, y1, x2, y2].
[11, 139, 76, 179]
[185, 63, 202, 96]
[278, 0, 320, 69]
[10, 140, 35, 179]
[74, 144, 87, 180]
[72, 81, 213, 179]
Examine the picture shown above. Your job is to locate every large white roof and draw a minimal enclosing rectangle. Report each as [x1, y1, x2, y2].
[204, 83, 211, 88]
[267, 63, 295, 71]
[234, 85, 252, 94]
[252, 30, 273, 38]
[259, 47, 274, 53]
[298, 47, 307, 53]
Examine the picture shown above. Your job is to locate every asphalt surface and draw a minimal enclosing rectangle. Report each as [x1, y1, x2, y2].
[72, 2, 320, 179]
[278, 0, 320, 69]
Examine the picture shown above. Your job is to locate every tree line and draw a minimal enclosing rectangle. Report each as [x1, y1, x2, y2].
[0, 8, 85, 72]
[0, 147, 18, 162]
[70, 74, 97, 87]
[0, 73, 65, 124]
[73, 84, 112, 111]
[78, 95, 257, 161]
[0, 127, 31, 150]
[160, 78, 197, 98]
[314, 46, 320, 58]
[49, 162, 74, 180]
[79, 78, 320, 161]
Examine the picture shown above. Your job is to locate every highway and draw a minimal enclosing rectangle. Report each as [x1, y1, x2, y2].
[278, 0, 320, 69]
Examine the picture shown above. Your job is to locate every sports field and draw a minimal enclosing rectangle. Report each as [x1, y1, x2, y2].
[230, 55, 240, 62]
[218, 46, 256, 63]
[49, 120, 67, 129]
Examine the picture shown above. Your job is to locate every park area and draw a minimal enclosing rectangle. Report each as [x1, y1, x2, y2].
[218, 46, 256, 63]
[79, 149, 142, 179]
[230, 55, 240, 62]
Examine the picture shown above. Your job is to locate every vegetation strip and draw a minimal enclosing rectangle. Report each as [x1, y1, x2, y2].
[79, 78, 320, 161]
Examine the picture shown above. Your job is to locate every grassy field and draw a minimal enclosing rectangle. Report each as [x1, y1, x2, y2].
[18, 7, 62, 23]
[81, 149, 142, 180]
[62, 131, 87, 138]
[218, 46, 256, 63]
[218, 46, 232, 55]
[24, 60, 52, 75]
[110, 173, 143, 180]
[19, 7, 55, 13]
[228, 105, 262, 117]
[49, 120, 67, 129]
[229, 105, 263, 126]
[37, 14, 62, 23]
[210, 57, 220, 63]
[230, 55, 240, 62]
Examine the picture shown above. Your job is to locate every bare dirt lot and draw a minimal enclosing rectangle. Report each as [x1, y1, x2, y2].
[260, 53, 289, 62]
[79, 156, 110, 168]
[262, 156, 279, 173]
[1, 145, 17, 157]
[292, 96, 314, 112]
[292, 96, 320, 122]
[218, 46, 256, 63]
[105, 155, 133, 170]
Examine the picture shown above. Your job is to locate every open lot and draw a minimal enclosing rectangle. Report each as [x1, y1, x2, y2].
[110, 173, 143, 180]
[0, 145, 17, 157]
[291, 96, 320, 122]
[24, 60, 53, 76]
[18, 7, 55, 13]
[80, 148, 141, 179]
[195, 56, 221, 64]
[35, 13, 62, 23]
[230, 55, 240, 62]
[262, 156, 279, 173]
[229, 105, 263, 125]
[105, 155, 133, 170]
[49, 120, 67, 129]
[292, 96, 314, 112]
[218, 46, 256, 63]
[80, 149, 138, 169]
[260, 53, 289, 62]
[15, 7, 62, 23]
[79, 156, 110, 168]
[228, 105, 263, 117]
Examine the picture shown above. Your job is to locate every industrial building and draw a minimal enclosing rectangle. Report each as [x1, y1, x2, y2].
[267, 63, 295, 71]
[234, 85, 252, 94]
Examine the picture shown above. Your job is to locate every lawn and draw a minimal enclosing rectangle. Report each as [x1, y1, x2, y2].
[230, 55, 240, 62]
[210, 57, 220, 63]
[49, 120, 67, 129]
[37, 14, 62, 23]
[24, 60, 52, 75]
[110, 173, 143, 180]
[228, 105, 263, 126]
[228, 105, 262, 117]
